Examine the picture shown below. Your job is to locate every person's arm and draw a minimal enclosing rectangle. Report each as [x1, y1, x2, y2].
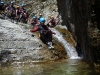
[46, 26, 56, 34]
[30, 26, 39, 32]
[47, 20, 51, 27]
[16, 10, 18, 16]
[30, 19, 34, 23]
[47, 20, 51, 24]
[51, 31, 56, 34]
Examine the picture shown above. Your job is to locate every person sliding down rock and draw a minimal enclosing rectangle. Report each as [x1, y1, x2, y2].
[30, 17, 56, 49]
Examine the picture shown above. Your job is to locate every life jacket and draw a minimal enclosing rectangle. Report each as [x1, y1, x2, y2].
[0, 4, 5, 11]
[9, 6, 15, 11]
[38, 25, 50, 34]
[23, 12, 27, 17]
[8, 6, 15, 15]
[20, 8, 25, 13]
[0, 4, 2, 10]
[31, 19, 38, 24]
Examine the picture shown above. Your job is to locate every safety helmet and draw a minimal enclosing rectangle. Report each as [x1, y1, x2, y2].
[33, 16, 36, 19]
[33, 16, 37, 19]
[40, 17, 45, 23]
[33, 15, 37, 19]
[16, 6, 20, 8]
[51, 16, 54, 19]
[0, 1, 4, 4]
[11, 1, 14, 4]
[39, 13, 42, 16]
[34, 15, 37, 17]
[21, 3, 24, 7]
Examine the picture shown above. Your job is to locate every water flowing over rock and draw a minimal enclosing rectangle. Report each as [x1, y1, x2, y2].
[52, 28, 78, 59]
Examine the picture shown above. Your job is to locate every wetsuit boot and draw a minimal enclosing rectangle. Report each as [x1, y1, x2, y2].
[48, 42, 52, 49]
[48, 42, 54, 49]
[49, 42, 54, 49]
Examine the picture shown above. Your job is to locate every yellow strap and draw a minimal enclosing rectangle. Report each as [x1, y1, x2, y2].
[38, 33, 40, 38]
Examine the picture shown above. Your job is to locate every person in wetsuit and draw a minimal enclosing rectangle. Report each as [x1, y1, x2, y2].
[7, 1, 16, 22]
[38, 13, 43, 20]
[30, 17, 56, 49]
[0, 2, 5, 14]
[47, 16, 56, 27]
[31, 15, 38, 26]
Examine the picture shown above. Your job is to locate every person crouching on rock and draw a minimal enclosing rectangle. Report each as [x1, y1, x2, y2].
[31, 15, 38, 26]
[47, 16, 56, 27]
[30, 17, 56, 49]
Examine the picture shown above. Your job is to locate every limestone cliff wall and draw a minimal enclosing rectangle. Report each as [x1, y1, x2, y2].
[57, 0, 100, 63]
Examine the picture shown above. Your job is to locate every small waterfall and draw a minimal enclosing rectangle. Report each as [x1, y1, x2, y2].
[51, 28, 80, 59]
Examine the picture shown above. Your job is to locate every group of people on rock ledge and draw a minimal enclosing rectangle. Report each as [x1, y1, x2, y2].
[0, 1, 29, 23]
[30, 14, 57, 27]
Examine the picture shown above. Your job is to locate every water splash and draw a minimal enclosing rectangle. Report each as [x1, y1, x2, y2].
[51, 28, 81, 59]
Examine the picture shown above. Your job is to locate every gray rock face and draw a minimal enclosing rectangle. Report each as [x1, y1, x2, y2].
[0, 19, 54, 62]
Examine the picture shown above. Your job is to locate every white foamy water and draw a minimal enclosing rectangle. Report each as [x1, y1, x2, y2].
[51, 28, 81, 59]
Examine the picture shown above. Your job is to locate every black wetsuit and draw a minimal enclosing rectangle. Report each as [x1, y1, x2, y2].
[38, 25, 52, 43]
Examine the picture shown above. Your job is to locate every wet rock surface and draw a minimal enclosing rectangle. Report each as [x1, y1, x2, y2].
[0, 19, 52, 62]
[0, 19, 68, 63]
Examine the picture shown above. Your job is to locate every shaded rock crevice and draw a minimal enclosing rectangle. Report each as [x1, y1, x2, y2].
[57, 0, 100, 63]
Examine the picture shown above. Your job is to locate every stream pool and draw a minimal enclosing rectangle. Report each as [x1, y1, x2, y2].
[0, 59, 96, 75]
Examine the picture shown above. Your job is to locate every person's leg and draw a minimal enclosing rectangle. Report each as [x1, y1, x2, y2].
[46, 31, 54, 49]
[40, 33, 48, 43]
[40, 32, 52, 49]
[40, 31, 54, 49]
[47, 30, 52, 42]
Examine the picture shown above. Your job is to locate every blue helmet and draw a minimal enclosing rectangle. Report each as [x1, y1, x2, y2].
[11, 1, 14, 4]
[33, 15, 37, 19]
[1, 2, 4, 4]
[21, 3, 24, 7]
[33, 16, 37, 19]
[40, 17, 45, 23]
